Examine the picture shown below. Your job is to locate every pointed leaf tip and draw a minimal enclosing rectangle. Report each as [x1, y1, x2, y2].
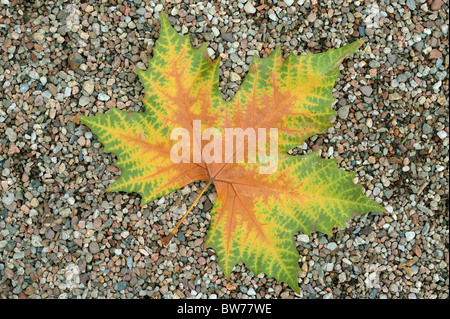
[320, 39, 365, 76]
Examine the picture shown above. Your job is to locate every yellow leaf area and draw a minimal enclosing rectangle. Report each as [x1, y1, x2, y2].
[79, 12, 384, 292]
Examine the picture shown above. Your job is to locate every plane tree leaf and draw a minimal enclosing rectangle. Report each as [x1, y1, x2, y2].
[79, 12, 384, 292]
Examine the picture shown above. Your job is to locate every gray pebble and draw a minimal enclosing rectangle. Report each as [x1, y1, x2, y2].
[406, 0, 416, 10]
[422, 123, 433, 135]
[327, 242, 337, 251]
[338, 105, 350, 120]
[360, 85, 373, 96]
[2, 193, 15, 206]
[89, 241, 100, 254]
[115, 281, 127, 291]
[221, 33, 235, 42]
[79, 96, 90, 106]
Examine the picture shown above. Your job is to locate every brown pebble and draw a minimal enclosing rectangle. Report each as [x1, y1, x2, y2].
[227, 284, 236, 291]
[93, 218, 102, 228]
[25, 285, 35, 296]
[429, 49, 443, 59]
[18, 292, 28, 299]
[412, 245, 422, 257]
[68, 52, 83, 70]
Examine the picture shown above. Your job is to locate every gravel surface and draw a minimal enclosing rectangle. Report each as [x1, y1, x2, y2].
[0, 0, 448, 299]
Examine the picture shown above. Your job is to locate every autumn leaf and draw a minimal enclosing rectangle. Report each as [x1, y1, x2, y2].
[79, 12, 384, 292]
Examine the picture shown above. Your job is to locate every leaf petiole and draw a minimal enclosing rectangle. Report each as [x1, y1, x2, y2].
[162, 179, 214, 246]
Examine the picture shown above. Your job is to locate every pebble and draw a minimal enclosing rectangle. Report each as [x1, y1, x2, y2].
[244, 2, 256, 14]
[115, 281, 127, 291]
[326, 263, 334, 272]
[247, 287, 256, 296]
[29, 70, 39, 80]
[20, 83, 29, 94]
[422, 223, 430, 235]
[53, 144, 63, 154]
[437, 130, 448, 139]
[83, 79, 95, 95]
[221, 33, 235, 42]
[30, 198, 39, 208]
[5, 128, 17, 142]
[422, 123, 433, 135]
[89, 242, 100, 254]
[406, 0, 416, 11]
[98, 93, 110, 101]
[79, 96, 90, 106]
[327, 242, 338, 251]
[360, 86, 373, 96]
[2, 193, 15, 206]
[68, 52, 82, 70]
[177, 232, 186, 242]
[297, 234, 309, 243]
[342, 258, 352, 265]
[230, 72, 241, 82]
[338, 105, 350, 120]
[211, 27, 220, 37]
[405, 232, 416, 242]
[13, 251, 24, 260]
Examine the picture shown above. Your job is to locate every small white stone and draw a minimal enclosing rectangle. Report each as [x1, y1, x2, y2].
[405, 231, 415, 242]
[342, 258, 353, 265]
[211, 26, 220, 37]
[60, 208, 72, 217]
[98, 93, 110, 101]
[83, 79, 95, 95]
[297, 234, 309, 243]
[31, 235, 42, 247]
[269, 12, 278, 21]
[244, 1, 256, 14]
[29, 70, 40, 79]
[327, 242, 338, 251]
[230, 72, 241, 82]
[437, 130, 448, 139]
[207, 48, 215, 58]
